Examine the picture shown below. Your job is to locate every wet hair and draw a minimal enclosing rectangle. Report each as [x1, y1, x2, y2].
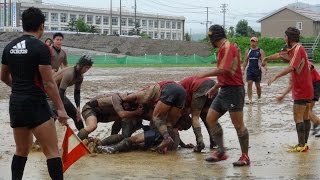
[77, 55, 93, 67]
[45, 38, 52, 44]
[53, 32, 64, 39]
[285, 27, 300, 43]
[22, 7, 45, 32]
[175, 114, 192, 130]
[208, 24, 226, 44]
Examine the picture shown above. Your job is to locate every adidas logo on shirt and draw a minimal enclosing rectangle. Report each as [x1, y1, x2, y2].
[10, 40, 28, 54]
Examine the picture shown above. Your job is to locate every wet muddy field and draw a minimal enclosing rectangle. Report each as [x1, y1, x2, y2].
[1, 67, 320, 180]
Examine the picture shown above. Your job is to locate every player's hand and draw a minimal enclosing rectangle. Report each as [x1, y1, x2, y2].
[57, 109, 68, 125]
[276, 95, 285, 104]
[206, 87, 218, 99]
[268, 76, 277, 86]
[76, 107, 81, 122]
[262, 58, 267, 67]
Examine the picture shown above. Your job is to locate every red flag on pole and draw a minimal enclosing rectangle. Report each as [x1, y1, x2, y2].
[62, 125, 90, 173]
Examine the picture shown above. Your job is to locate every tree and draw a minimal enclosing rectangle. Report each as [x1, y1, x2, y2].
[184, 33, 191, 41]
[235, 19, 249, 36]
[88, 25, 97, 33]
[68, 20, 76, 32]
[75, 18, 89, 32]
[228, 26, 235, 37]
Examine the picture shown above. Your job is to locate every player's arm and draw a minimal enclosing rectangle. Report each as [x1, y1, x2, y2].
[268, 66, 294, 86]
[74, 80, 82, 109]
[1, 48, 12, 87]
[276, 79, 292, 103]
[242, 49, 249, 71]
[0, 65, 12, 87]
[61, 50, 68, 68]
[111, 94, 143, 118]
[197, 68, 225, 78]
[38, 45, 67, 124]
[58, 72, 72, 102]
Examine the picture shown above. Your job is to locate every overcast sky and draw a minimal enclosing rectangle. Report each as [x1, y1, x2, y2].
[42, 0, 320, 34]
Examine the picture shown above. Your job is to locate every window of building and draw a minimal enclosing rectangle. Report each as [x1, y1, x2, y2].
[142, 19, 147, 27]
[172, 33, 176, 40]
[112, 17, 118, 26]
[102, 29, 109, 34]
[128, 18, 134, 26]
[51, 13, 58, 23]
[296, 22, 303, 30]
[103, 16, 109, 25]
[121, 18, 127, 26]
[154, 21, 159, 28]
[44, 26, 49, 30]
[121, 30, 128, 35]
[154, 32, 158, 39]
[60, 13, 67, 23]
[148, 20, 153, 28]
[135, 19, 140, 27]
[79, 14, 85, 20]
[166, 32, 171, 39]
[112, 30, 119, 35]
[43, 12, 48, 22]
[160, 21, 165, 28]
[166, 21, 171, 29]
[87, 15, 93, 24]
[172, 22, 176, 29]
[177, 22, 182, 29]
[160, 32, 165, 39]
[103, 29, 109, 34]
[61, 27, 68, 31]
[177, 33, 182, 40]
[51, 27, 58, 31]
[148, 31, 153, 38]
[95, 16, 102, 25]
[70, 14, 77, 22]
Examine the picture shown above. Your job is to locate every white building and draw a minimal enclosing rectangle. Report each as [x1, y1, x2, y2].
[0, 0, 185, 40]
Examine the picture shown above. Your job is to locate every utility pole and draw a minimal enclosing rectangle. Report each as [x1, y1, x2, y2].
[120, 0, 122, 35]
[206, 7, 209, 34]
[9, 0, 11, 26]
[110, 0, 112, 35]
[134, 0, 137, 31]
[4, 0, 6, 26]
[221, 3, 227, 29]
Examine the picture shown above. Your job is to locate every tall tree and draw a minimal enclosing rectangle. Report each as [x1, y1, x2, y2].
[228, 26, 235, 37]
[185, 33, 191, 41]
[235, 19, 249, 36]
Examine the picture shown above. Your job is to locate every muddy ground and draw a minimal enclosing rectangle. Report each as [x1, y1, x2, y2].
[1, 67, 320, 180]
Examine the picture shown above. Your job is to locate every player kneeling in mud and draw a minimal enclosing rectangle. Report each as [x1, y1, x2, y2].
[95, 114, 192, 153]
[77, 93, 144, 141]
[114, 80, 187, 153]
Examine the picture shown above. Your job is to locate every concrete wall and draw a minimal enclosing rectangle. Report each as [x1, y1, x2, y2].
[0, 32, 211, 56]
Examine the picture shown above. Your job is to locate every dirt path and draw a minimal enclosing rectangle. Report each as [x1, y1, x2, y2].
[1, 67, 320, 179]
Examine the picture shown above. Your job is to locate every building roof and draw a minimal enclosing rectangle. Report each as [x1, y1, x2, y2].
[257, 6, 320, 22]
[20, 2, 185, 21]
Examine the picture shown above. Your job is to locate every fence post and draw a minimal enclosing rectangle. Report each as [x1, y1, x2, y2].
[193, 54, 196, 63]
[104, 53, 107, 63]
[159, 52, 162, 64]
[145, 54, 147, 61]
[176, 53, 178, 64]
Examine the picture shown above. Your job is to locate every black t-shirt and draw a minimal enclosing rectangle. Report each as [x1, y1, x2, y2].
[1, 35, 51, 97]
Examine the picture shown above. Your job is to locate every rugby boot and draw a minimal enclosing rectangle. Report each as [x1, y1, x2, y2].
[233, 153, 250, 166]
